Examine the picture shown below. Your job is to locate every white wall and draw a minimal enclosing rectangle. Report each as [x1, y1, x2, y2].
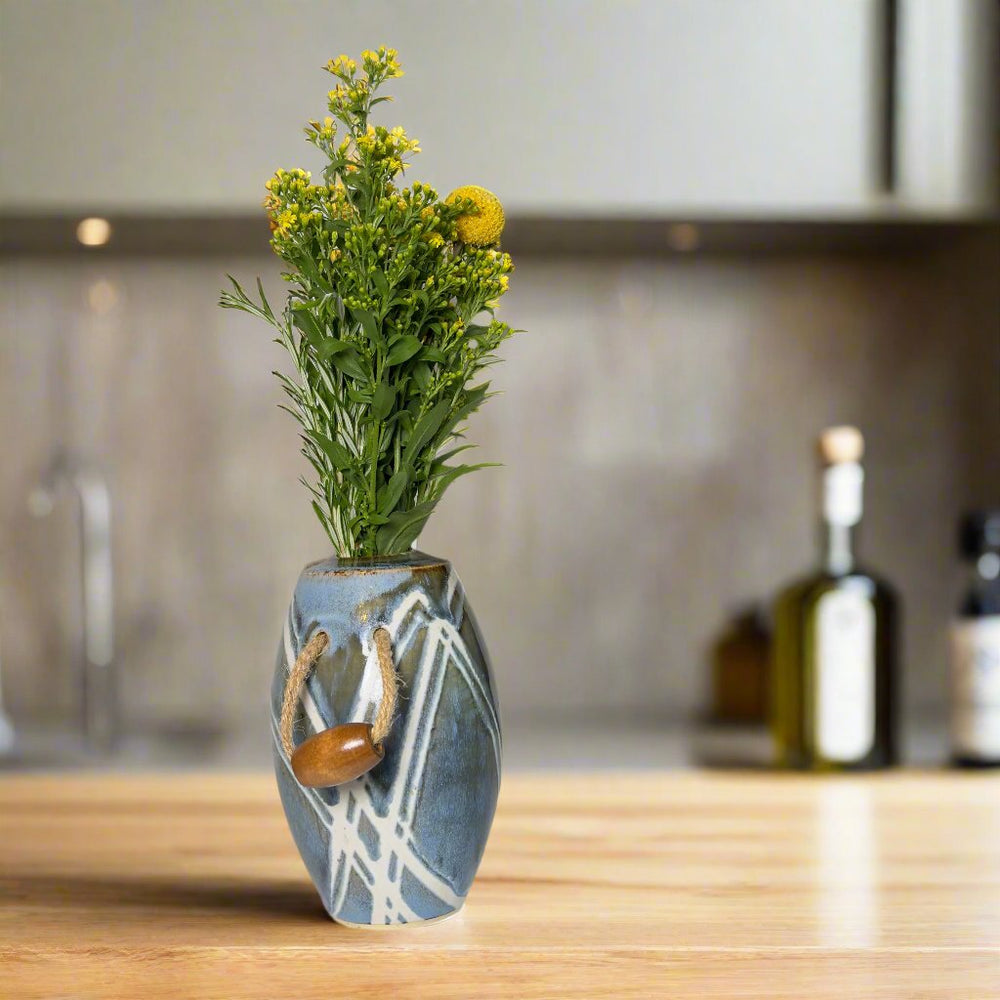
[1, 0, 886, 214]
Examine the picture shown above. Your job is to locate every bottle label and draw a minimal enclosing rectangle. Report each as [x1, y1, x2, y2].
[823, 462, 864, 527]
[815, 589, 875, 761]
[950, 615, 1000, 759]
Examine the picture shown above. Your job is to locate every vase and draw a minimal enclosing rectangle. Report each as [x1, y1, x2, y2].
[270, 550, 502, 926]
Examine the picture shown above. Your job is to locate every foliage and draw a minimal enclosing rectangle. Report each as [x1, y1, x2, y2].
[221, 47, 517, 557]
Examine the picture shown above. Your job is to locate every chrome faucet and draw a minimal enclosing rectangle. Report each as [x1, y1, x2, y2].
[29, 454, 117, 752]
[0, 634, 15, 756]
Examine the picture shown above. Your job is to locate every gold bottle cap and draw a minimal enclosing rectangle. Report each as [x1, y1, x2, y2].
[819, 426, 864, 465]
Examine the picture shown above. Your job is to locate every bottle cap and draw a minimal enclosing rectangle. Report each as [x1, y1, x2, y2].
[819, 426, 864, 465]
[959, 509, 1000, 558]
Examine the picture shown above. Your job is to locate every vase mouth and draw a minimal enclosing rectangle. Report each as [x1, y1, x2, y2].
[303, 549, 448, 576]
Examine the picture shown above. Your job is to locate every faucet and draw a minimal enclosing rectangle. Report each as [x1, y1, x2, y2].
[0, 634, 15, 756]
[29, 454, 117, 752]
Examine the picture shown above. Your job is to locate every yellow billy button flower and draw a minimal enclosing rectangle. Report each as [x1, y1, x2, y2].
[446, 186, 505, 246]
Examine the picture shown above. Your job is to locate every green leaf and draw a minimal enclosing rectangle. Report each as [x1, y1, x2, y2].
[431, 444, 478, 470]
[403, 401, 451, 462]
[346, 384, 372, 405]
[295, 253, 332, 294]
[377, 467, 411, 515]
[291, 307, 324, 349]
[372, 382, 395, 420]
[429, 462, 499, 491]
[394, 410, 414, 436]
[375, 499, 438, 554]
[256, 278, 278, 323]
[385, 335, 422, 366]
[350, 307, 383, 349]
[305, 430, 354, 470]
[219, 276, 284, 333]
[411, 362, 432, 391]
[447, 383, 493, 429]
[328, 346, 369, 382]
[316, 337, 351, 361]
[311, 500, 331, 532]
[419, 346, 448, 364]
[372, 269, 390, 298]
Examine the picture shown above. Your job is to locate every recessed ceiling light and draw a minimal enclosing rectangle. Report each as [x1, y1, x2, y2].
[76, 217, 112, 247]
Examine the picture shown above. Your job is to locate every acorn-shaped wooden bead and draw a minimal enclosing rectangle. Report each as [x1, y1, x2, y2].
[291, 722, 384, 788]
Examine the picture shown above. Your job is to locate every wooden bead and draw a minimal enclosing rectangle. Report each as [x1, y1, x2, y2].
[290, 722, 384, 788]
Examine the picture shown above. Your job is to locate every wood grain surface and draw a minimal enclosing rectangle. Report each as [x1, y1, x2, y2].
[1, 771, 997, 998]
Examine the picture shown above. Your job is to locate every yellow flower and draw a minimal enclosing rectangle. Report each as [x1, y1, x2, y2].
[326, 55, 357, 77]
[446, 186, 505, 246]
[274, 209, 296, 236]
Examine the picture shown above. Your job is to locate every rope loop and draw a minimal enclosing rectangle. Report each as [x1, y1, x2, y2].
[279, 626, 398, 759]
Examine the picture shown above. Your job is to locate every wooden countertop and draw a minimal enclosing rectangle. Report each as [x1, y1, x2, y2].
[1, 772, 997, 998]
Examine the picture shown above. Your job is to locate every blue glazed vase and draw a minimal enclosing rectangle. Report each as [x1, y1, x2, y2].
[270, 550, 502, 926]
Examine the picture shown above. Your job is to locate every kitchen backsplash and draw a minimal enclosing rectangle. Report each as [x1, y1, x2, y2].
[1, 231, 997, 736]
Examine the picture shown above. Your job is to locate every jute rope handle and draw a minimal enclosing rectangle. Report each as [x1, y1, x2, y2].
[279, 626, 399, 787]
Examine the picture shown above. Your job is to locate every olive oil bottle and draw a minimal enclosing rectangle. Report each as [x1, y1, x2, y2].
[771, 427, 898, 770]
[950, 510, 1000, 767]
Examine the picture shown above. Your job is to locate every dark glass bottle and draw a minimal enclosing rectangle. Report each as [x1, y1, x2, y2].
[771, 428, 899, 770]
[711, 608, 771, 724]
[950, 510, 1000, 768]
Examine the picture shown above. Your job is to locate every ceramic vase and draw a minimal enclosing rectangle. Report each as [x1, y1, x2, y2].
[270, 550, 501, 926]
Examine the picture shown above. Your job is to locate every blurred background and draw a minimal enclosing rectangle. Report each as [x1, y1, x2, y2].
[0, 0, 997, 770]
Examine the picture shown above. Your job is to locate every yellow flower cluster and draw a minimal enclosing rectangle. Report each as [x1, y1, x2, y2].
[264, 167, 311, 195]
[326, 54, 357, 77]
[362, 46, 402, 78]
[327, 78, 370, 113]
[264, 48, 511, 315]
[355, 123, 421, 175]
[321, 47, 406, 140]
[327, 47, 401, 81]
[453, 246, 514, 305]
[264, 168, 354, 242]
[264, 169, 316, 237]
[305, 115, 337, 144]
[446, 186, 505, 246]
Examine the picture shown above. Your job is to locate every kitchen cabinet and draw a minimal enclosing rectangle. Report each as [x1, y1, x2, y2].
[1, 772, 997, 998]
[0, 0, 995, 217]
